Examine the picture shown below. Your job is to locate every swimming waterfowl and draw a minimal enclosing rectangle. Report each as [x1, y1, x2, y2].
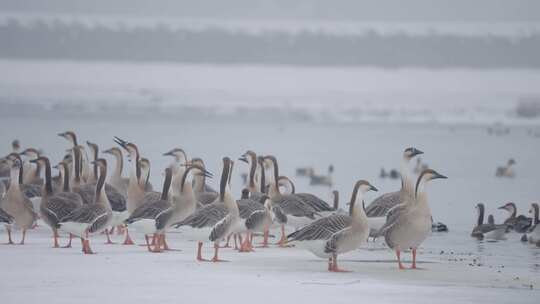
[309, 165, 334, 187]
[471, 203, 507, 241]
[366, 147, 423, 217]
[57, 158, 113, 254]
[0, 158, 38, 244]
[378, 169, 447, 270]
[495, 159, 516, 178]
[498, 202, 531, 233]
[288, 180, 377, 272]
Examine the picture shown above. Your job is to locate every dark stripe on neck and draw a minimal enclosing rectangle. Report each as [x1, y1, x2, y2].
[219, 159, 230, 202]
[44, 158, 53, 195]
[161, 167, 173, 201]
[62, 163, 70, 192]
[95, 162, 107, 202]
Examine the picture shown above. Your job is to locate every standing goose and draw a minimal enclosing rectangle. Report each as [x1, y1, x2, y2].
[287, 181, 377, 268]
[191, 158, 218, 205]
[243, 195, 274, 249]
[263, 155, 318, 246]
[78, 142, 127, 244]
[378, 169, 447, 270]
[470, 203, 507, 241]
[498, 202, 532, 233]
[174, 157, 238, 262]
[125, 167, 174, 253]
[236, 189, 265, 251]
[32, 156, 83, 248]
[103, 147, 129, 197]
[365, 147, 424, 217]
[0, 158, 38, 244]
[4, 153, 42, 200]
[57, 158, 113, 254]
[113, 137, 146, 245]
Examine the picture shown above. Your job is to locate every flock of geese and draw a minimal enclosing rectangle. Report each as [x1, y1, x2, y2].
[7, 131, 526, 272]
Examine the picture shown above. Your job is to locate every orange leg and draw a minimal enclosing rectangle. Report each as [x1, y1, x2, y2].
[411, 248, 417, 269]
[396, 250, 405, 270]
[123, 226, 135, 245]
[329, 253, 350, 272]
[116, 225, 125, 235]
[151, 234, 163, 253]
[222, 234, 232, 248]
[196, 241, 208, 261]
[109, 226, 115, 235]
[144, 235, 155, 252]
[211, 243, 228, 262]
[276, 225, 291, 247]
[257, 229, 270, 248]
[239, 233, 254, 252]
[84, 239, 95, 254]
[81, 238, 86, 253]
[52, 229, 60, 248]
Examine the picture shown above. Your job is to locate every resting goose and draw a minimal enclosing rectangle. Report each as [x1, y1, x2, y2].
[0, 158, 38, 244]
[288, 180, 377, 272]
[378, 169, 447, 270]
[57, 158, 113, 254]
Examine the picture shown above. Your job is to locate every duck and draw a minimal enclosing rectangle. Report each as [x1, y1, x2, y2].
[366, 147, 423, 217]
[470, 203, 507, 241]
[57, 158, 113, 254]
[498, 202, 532, 233]
[495, 159, 516, 178]
[378, 169, 447, 270]
[32, 155, 84, 248]
[0, 158, 38, 244]
[309, 165, 333, 187]
[287, 180, 377, 272]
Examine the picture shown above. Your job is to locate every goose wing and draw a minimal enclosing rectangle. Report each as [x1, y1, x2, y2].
[174, 203, 228, 228]
[287, 214, 351, 241]
[296, 193, 333, 212]
[365, 191, 400, 217]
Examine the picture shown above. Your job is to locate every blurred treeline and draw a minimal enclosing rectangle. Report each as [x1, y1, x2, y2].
[1, 18, 539, 68]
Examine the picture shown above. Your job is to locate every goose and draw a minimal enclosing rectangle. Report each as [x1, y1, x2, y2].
[277, 176, 338, 215]
[57, 158, 113, 254]
[239, 150, 260, 194]
[32, 156, 83, 248]
[246, 156, 268, 202]
[263, 155, 318, 246]
[295, 166, 314, 177]
[4, 153, 42, 200]
[365, 147, 423, 217]
[495, 159, 516, 178]
[0, 139, 20, 178]
[232, 188, 266, 251]
[174, 157, 238, 262]
[139, 158, 154, 192]
[125, 167, 174, 253]
[58, 131, 91, 183]
[470, 203, 507, 241]
[378, 169, 447, 270]
[309, 165, 333, 187]
[19, 148, 43, 185]
[113, 137, 147, 245]
[191, 157, 218, 205]
[288, 180, 377, 272]
[523, 203, 540, 244]
[498, 202, 532, 233]
[0, 158, 38, 244]
[79, 142, 129, 244]
[242, 195, 274, 249]
[102, 147, 129, 196]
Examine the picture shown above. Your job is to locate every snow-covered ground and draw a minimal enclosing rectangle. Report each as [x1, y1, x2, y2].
[1, 226, 538, 304]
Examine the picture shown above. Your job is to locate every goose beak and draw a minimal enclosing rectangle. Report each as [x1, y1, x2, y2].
[370, 185, 378, 192]
[413, 149, 424, 157]
[238, 155, 249, 163]
[433, 172, 448, 180]
[113, 136, 128, 150]
[163, 151, 174, 157]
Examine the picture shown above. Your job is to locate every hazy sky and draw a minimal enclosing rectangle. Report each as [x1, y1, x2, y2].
[1, 0, 539, 22]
